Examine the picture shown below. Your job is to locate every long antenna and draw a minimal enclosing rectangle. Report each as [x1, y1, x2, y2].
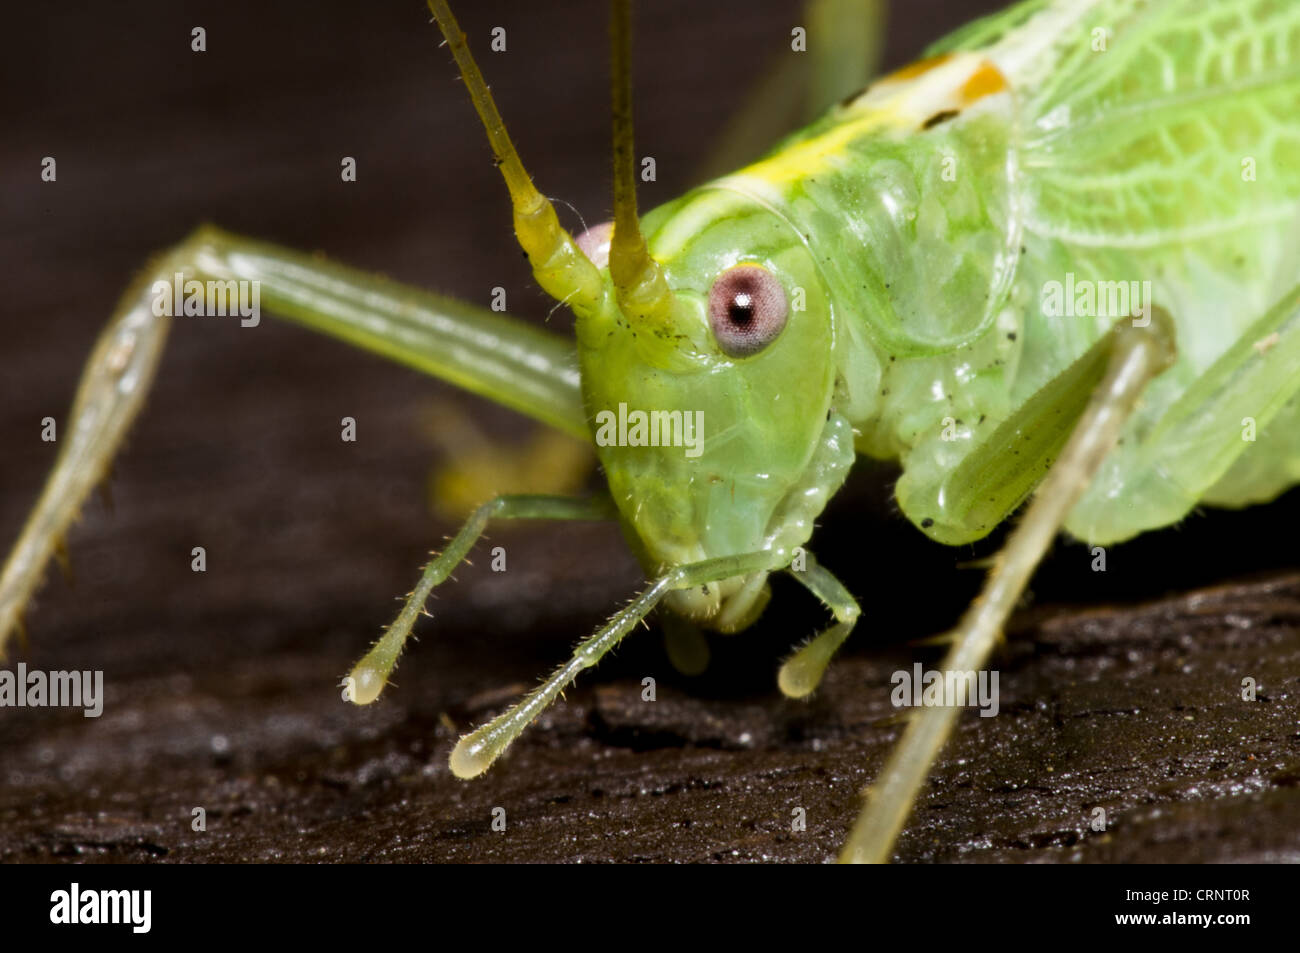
[607, 0, 675, 330]
[427, 0, 603, 313]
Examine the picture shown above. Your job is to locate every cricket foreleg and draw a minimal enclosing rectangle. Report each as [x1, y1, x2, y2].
[345, 493, 616, 705]
[840, 309, 1178, 864]
[779, 553, 861, 698]
[448, 547, 798, 779]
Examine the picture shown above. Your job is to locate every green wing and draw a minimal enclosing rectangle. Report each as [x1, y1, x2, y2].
[994, 0, 1300, 248]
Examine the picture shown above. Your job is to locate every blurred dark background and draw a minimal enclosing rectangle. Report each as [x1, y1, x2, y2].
[2, 0, 1298, 863]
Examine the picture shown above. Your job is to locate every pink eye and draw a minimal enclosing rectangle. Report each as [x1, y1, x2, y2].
[707, 264, 788, 357]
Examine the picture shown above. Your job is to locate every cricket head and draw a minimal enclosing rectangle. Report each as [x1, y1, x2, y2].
[429, 0, 839, 627]
[573, 192, 837, 626]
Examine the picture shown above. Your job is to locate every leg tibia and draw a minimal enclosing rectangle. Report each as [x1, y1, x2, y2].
[1, 225, 591, 656]
[450, 548, 795, 779]
[0, 257, 176, 657]
[345, 494, 614, 706]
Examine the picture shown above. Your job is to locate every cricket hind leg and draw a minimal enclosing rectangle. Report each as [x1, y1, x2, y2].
[0, 224, 590, 659]
[840, 308, 1178, 864]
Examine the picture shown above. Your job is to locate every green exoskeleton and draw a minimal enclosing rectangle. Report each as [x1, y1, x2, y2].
[3, 0, 1299, 862]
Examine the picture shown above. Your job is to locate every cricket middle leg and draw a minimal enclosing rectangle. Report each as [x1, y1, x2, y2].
[0, 225, 588, 659]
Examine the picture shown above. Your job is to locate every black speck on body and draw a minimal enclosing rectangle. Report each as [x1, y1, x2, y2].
[921, 109, 959, 130]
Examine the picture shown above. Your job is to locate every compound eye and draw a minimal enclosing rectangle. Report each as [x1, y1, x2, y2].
[707, 264, 788, 358]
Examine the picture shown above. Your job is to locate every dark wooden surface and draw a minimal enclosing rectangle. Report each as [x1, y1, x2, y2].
[2, 0, 1299, 863]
